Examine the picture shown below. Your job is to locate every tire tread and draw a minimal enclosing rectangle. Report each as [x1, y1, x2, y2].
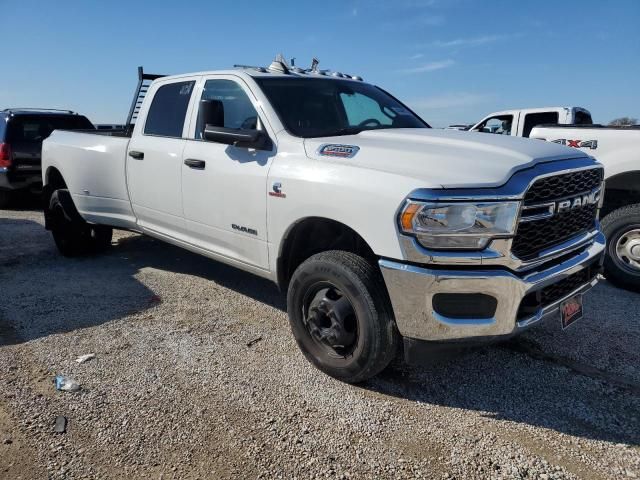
[288, 250, 399, 383]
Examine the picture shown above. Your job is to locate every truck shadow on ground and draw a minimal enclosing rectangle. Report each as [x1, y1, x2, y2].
[113, 234, 640, 447]
[2, 221, 637, 447]
[0, 219, 158, 346]
[366, 279, 640, 446]
[113, 234, 286, 311]
[0, 222, 285, 347]
[368, 347, 640, 447]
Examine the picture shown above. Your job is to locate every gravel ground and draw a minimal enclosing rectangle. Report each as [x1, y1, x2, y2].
[0, 206, 639, 479]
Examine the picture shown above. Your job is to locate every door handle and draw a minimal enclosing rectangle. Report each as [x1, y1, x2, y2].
[128, 150, 144, 160]
[184, 159, 206, 170]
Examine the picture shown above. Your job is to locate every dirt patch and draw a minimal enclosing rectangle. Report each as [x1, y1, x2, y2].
[0, 400, 46, 479]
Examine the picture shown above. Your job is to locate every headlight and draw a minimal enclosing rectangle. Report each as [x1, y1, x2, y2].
[400, 201, 520, 250]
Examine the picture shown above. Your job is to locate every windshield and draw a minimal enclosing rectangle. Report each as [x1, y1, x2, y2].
[254, 77, 429, 138]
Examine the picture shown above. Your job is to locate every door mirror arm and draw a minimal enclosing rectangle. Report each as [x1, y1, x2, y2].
[203, 125, 271, 150]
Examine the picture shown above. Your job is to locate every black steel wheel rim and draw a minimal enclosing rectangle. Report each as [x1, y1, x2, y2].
[302, 282, 358, 358]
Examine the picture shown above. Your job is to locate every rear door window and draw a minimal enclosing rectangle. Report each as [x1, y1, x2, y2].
[144, 81, 195, 137]
[522, 112, 559, 137]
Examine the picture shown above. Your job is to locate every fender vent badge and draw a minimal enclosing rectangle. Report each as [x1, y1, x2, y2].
[318, 144, 360, 158]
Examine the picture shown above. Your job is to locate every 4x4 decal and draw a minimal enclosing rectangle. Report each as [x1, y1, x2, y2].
[551, 139, 598, 149]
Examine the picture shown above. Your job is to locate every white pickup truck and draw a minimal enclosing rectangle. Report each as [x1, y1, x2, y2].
[42, 62, 605, 382]
[470, 107, 593, 138]
[530, 124, 640, 291]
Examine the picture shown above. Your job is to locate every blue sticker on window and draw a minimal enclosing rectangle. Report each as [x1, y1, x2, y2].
[391, 107, 411, 115]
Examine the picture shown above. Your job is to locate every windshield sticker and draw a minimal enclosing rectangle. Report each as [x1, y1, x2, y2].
[391, 107, 411, 115]
[180, 83, 193, 95]
[318, 144, 360, 159]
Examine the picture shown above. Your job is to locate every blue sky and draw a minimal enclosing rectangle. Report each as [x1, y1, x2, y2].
[2, 0, 638, 127]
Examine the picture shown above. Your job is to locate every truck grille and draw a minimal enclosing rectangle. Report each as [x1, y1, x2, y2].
[522, 168, 603, 204]
[512, 204, 597, 260]
[512, 168, 603, 261]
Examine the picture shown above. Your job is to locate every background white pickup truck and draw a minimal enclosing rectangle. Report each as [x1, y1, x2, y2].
[470, 106, 593, 137]
[42, 62, 605, 382]
[531, 124, 640, 291]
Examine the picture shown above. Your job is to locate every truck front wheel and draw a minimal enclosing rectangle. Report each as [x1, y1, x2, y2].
[287, 250, 399, 383]
[601, 203, 640, 292]
[49, 190, 113, 257]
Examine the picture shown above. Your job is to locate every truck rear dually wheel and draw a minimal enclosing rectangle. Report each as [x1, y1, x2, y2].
[601, 203, 640, 292]
[287, 250, 399, 383]
[49, 189, 112, 257]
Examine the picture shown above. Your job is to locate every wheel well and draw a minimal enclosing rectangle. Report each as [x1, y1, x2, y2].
[45, 167, 67, 191]
[43, 167, 68, 227]
[602, 171, 640, 217]
[277, 218, 376, 290]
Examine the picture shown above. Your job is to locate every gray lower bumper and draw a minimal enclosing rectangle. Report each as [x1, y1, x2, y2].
[379, 232, 606, 342]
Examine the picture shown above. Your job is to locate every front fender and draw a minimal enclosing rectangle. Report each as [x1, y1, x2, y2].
[266, 157, 427, 275]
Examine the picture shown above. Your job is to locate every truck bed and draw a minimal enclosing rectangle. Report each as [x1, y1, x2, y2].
[42, 129, 137, 229]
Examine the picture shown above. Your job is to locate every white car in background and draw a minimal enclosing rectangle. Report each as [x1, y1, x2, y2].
[470, 107, 593, 137]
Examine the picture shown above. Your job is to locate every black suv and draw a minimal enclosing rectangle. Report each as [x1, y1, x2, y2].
[0, 109, 94, 207]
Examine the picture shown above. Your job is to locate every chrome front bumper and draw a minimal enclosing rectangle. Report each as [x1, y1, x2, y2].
[379, 232, 605, 342]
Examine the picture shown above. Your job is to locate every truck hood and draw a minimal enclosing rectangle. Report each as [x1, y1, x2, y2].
[303, 128, 587, 188]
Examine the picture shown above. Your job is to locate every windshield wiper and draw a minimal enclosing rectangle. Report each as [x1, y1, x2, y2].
[311, 125, 399, 138]
[320, 126, 366, 137]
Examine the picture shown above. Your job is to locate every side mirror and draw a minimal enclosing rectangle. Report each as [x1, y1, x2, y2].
[203, 125, 271, 150]
[198, 99, 225, 129]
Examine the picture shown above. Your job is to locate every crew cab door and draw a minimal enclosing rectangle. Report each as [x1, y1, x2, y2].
[180, 75, 275, 270]
[127, 78, 198, 237]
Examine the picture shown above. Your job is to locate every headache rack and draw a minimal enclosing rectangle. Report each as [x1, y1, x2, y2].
[125, 66, 166, 134]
